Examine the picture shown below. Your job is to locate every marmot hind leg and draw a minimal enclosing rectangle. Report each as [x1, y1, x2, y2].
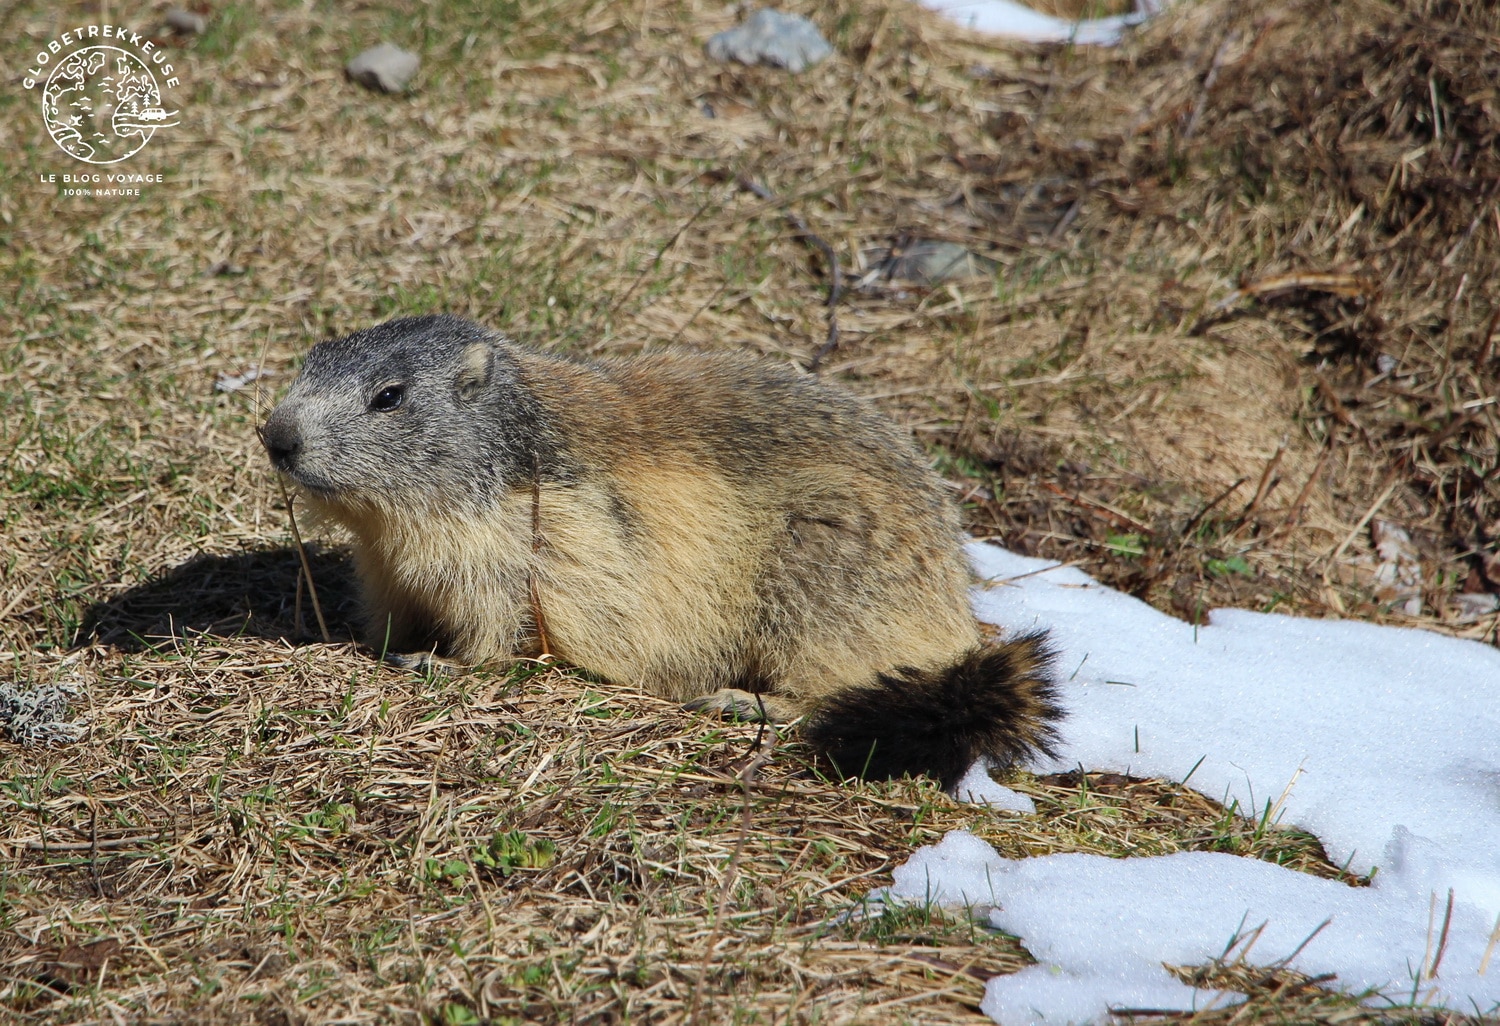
[385, 650, 467, 676]
[682, 688, 801, 724]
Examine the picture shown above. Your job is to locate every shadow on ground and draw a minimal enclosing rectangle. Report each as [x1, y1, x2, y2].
[76, 545, 363, 652]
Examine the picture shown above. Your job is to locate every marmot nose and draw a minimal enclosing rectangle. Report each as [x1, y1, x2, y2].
[259, 414, 303, 471]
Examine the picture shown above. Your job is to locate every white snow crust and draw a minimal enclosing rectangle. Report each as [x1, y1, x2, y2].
[883, 543, 1500, 1024]
[916, 0, 1152, 45]
[952, 758, 1039, 813]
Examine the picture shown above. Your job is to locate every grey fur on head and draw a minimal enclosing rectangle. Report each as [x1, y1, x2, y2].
[260, 315, 562, 512]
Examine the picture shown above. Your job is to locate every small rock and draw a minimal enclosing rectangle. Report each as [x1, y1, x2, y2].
[865, 239, 995, 285]
[1454, 592, 1500, 623]
[164, 8, 207, 34]
[0, 681, 83, 745]
[705, 9, 832, 74]
[215, 367, 270, 394]
[1371, 519, 1423, 616]
[346, 43, 420, 94]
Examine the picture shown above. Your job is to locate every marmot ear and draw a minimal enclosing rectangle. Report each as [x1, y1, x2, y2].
[456, 342, 493, 402]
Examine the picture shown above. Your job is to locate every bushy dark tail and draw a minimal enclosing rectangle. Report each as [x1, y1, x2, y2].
[802, 631, 1064, 790]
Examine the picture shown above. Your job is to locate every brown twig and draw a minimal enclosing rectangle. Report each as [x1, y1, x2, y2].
[1477, 307, 1500, 365]
[1039, 480, 1151, 534]
[1182, 476, 1248, 540]
[1314, 372, 1374, 448]
[1243, 445, 1284, 519]
[1479, 912, 1500, 975]
[278, 477, 331, 644]
[1269, 438, 1335, 540]
[1428, 888, 1456, 978]
[1219, 271, 1379, 309]
[1322, 462, 1406, 594]
[293, 561, 305, 637]
[529, 454, 552, 658]
[1183, 30, 1239, 140]
[605, 190, 722, 324]
[88, 801, 103, 898]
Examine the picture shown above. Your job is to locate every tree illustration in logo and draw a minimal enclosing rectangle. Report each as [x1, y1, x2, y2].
[41, 46, 179, 164]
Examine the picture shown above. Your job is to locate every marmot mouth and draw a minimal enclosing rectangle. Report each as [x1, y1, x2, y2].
[280, 470, 343, 498]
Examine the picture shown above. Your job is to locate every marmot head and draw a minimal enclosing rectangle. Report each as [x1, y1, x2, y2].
[260, 315, 547, 516]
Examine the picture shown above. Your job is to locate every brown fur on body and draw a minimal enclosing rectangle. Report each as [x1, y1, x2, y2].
[259, 315, 1063, 786]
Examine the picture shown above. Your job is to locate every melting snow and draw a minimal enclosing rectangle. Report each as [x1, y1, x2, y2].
[895, 543, 1500, 1024]
[916, 0, 1157, 46]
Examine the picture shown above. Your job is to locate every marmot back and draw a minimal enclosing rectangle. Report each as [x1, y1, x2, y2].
[261, 315, 1062, 787]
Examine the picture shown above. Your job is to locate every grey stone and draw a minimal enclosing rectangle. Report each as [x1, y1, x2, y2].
[214, 366, 270, 394]
[346, 43, 421, 94]
[0, 682, 83, 745]
[164, 8, 207, 34]
[1454, 592, 1499, 623]
[868, 240, 995, 285]
[705, 9, 832, 74]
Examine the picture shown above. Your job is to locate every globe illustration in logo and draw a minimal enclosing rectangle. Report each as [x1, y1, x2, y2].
[41, 45, 179, 164]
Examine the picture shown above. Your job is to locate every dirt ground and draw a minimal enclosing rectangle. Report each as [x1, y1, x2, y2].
[1, 0, 1496, 1022]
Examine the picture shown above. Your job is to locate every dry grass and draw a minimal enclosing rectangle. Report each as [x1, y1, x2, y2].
[2, 0, 1497, 1022]
[0, 636, 1019, 1023]
[0, 632, 1371, 1024]
[922, 0, 1500, 634]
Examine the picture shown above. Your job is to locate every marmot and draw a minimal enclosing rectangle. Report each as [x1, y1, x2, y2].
[259, 315, 1062, 787]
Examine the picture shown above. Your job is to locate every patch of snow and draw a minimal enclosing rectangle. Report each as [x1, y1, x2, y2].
[916, 0, 1155, 46]
[882, 832, 1500, 1025]
[888, 828, 1011, 907]
[966, 542, 1500, 908]
[704, 9, 833, 73]
[345, 43, 420, 94]
[214, 366, 269, 393]
[952, 759, 1038, 813]
[872, 543, 1500, 1023]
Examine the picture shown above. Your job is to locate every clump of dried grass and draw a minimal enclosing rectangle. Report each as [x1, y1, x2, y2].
[0, 624, 1388, 1025]
[1129, 0, 1500, 605]
[935, 0, 1500, 634]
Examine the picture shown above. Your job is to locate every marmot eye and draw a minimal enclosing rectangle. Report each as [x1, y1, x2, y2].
[370, 384, 405, 412]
